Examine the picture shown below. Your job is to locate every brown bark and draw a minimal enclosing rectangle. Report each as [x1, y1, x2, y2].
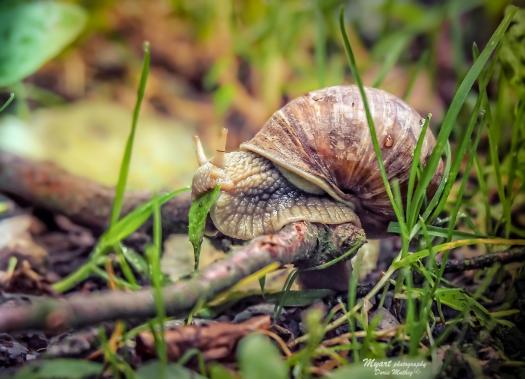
[443, 247, 525, 272]
[0, 150, 191, 234]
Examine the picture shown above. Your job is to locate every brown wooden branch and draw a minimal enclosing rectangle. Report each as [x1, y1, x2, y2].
[443, 247, 525, 273]
[0, 150, 191, 234]
[0, 221, 365, 332]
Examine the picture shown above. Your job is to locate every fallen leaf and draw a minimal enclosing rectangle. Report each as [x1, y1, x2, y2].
[137, 316, 271, 361]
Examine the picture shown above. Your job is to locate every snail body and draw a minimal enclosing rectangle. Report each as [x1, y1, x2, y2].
[192, 85, 442, 240]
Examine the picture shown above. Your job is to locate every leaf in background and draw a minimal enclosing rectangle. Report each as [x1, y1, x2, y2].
[435, 288, 496, 328]
[12, 359, 102, 379]
[136, 361, 206, 379]
[189, 186, 220, 270]
[238, 334, 287, 379]
[0, 1, 86, 86]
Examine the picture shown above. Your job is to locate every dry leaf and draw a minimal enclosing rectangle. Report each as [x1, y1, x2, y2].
[137, 316, 271, 361]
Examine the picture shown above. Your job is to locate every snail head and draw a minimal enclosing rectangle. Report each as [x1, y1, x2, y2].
[190, 128, 359, 240]
[191, 128, 234, 200]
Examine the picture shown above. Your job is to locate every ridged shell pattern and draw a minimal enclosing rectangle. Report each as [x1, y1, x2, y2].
[241, 85, 441, 234]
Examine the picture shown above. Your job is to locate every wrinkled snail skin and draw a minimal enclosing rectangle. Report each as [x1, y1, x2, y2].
[191, 85, 442, 240]
[191, 151, 361, 240]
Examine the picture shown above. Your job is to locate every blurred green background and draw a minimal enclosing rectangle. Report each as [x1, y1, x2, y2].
[0, 0, 519, 191]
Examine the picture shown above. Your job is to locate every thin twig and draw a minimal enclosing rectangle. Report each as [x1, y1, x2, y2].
[443, 247, 525, 272]
[0, 221, 365, 332]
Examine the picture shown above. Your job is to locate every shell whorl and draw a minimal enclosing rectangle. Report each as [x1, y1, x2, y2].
[241, 85, 442, 236]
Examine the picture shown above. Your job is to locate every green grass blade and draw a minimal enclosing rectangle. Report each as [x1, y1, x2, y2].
[314, 2, 326, 87]
[372, 33, 410, 88]
[102, 189, 187, 247]
[0, 92, 14, 113]
[406, 114, 431, 225]
[388, 223, 486, 239]
[474, 154, 492, 234]
[273, 269, 298, 320]
[348, 258, 361, 362]
[339, 8, 406, 233]
[504, 102, 524, 237]
[403, 50, 429, 100]
[52, 188, 188, 293]
[147, 198, 167, 370]
[420, 142, 452, 222]
[446, 127, 483, 241]
[430, 101, 486, 222]
[109, 42, 151, 226]
[411, 7, 517, 216]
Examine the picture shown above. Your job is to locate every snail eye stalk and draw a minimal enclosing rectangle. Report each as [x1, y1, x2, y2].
[193, 135, 208, 166]
[211, 128, 228, 169]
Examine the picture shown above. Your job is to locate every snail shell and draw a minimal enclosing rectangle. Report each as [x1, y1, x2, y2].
[192, 85, 443, 240]
[240, 85, 442, 236]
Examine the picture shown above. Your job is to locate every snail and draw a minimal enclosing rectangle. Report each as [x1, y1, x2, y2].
[192, 85, 443, 241]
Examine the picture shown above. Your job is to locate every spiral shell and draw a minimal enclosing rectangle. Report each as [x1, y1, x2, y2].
[241, 85, 443, 235]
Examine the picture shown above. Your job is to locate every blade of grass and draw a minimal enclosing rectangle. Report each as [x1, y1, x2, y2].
[273, 269, 299, 320]
[52, 188, 189, 293]
[419, 142, 451, 223]
[405, 114, 431, 226]
[339, 8, 406, 236]
[403, 51, 429, 100]
[146, 197, 167, 372]
[314, 1, 326, 87]
[388, 223, 487, 239]
[411, 6, 517, 218]
[0, 92, 14, 113]
[109, 41, 151, 225]
[101, 189, 189, 248]
[446, 125, 483, 241]
[348, 257, 360, 362]
[429, 99, 486, 222]
[474, 154, 492, 234]
[372, 33, 410, 88]
[504, 102, 525, 237]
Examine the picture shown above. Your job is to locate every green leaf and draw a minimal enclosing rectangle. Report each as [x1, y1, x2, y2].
[136, 361, 207, 379]
[188, 185, 221, 270]
[238, 334, 288, 379]
[0, 1, 86, 86]
[435, 288, 495, 328]
[12, 359, 102, 379]
[120, 245, 148, 274]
